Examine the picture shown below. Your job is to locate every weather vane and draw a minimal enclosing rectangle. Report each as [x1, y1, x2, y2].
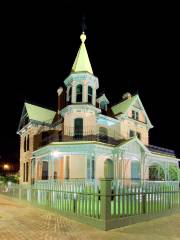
[81, 15, 87, 33]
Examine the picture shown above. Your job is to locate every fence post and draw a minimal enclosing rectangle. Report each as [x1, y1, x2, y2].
[100, 178, 112, 229]
[142, 189, 146, 214]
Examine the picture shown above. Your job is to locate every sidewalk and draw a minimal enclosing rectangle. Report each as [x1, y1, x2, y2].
[0, 194, 180, 240]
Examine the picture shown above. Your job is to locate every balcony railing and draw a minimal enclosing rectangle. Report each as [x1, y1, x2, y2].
[147, 144, 176, 157]
[41, 127, 122, 147]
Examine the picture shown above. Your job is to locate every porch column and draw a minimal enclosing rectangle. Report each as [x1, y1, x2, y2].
[48, 153, 52, 180]
[52, 155, 55, 179]
[35, 159, 38, 181]
[121, 149, 125, 181]
[31, 158, 35, 183]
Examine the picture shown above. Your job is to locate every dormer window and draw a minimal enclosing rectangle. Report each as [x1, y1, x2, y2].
[76, 84, 83, 102]
[100, 101, 107, 111]
[88, 86, 93, 103]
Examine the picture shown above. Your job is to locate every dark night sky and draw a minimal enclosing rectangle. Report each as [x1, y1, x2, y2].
[0, 2, 179, 165]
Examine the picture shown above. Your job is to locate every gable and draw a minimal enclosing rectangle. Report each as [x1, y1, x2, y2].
[112, 94, 153, 128]
[117, 137, 150, 155]
[132, 99, 142, 109]
[17, 105, 29, 131]
[111, 95, 137, 115]
[17, 102, 56, 133]
[25, 103, 56, 123]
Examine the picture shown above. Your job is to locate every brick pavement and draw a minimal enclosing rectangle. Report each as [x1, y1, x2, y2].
[0, 194, 180, 240]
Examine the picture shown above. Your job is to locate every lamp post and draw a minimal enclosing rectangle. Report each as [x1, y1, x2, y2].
[3, 164, 10, 176]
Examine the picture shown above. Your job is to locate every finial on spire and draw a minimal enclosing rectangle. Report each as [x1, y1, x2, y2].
[80, 15, 87, 43]
[80, 32, 86, 43]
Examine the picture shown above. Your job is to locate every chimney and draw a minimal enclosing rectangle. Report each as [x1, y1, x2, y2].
[122, 92, 132, 100]
[57, 87, 66, 111]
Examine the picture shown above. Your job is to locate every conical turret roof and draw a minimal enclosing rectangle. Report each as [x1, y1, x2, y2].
[71, 32, 93, 74]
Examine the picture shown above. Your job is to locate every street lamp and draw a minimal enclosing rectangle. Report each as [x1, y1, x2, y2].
[4, 164, 9, 170]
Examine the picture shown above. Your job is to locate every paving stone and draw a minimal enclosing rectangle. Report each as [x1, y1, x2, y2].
[0, 194, 180, 240]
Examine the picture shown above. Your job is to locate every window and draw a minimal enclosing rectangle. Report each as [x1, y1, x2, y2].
[42, 161, 48, 180]
[131, 161, 140, 179]
[74, 118, 83, 139]
[88, 86, 93, 103]
[27, 135, 30, 151]
[132, 110, 135, 119]
[100, 101, 107, 111]
[26, 162, 29, 182]
[135, 112, 139, 120]
[132, 110, 139, 121]
[24, 136, 26, 152]
[87, 156, 95, 179]
[76, 84, 83, 102]
[68, 87, 72, 103]
[129, 130, 135, 138]
[23, 163, 26, 182]
[137, 132, 141, 140]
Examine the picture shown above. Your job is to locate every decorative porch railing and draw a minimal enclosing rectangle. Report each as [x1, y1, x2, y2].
[41, 127, 122, 147]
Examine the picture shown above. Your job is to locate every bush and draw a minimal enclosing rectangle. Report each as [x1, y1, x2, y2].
[0, 175, 19, 184]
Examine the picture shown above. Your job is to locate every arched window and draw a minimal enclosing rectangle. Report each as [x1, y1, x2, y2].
[149, 165, 165, 181]
[74, 118, 83, 139]
[88, 86, 93, 103]
[68, 87, 72, 103]
[76, 84, 83, 102]
[27, 135, 30, 151]
[24, 136, 26, 152]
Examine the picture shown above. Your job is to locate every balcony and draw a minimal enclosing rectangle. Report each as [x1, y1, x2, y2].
[40, 127, 122, 148]
[146, 144, 176, 157]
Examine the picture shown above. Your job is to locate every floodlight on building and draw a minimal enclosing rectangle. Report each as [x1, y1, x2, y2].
[51, 151, 60, 158]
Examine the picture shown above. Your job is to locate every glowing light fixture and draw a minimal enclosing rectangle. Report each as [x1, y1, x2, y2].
[51, 151, 60, 158]
[4, 164, 9, 170]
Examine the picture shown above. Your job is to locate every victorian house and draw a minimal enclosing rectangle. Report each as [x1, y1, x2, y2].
[17, 32, 179, 184]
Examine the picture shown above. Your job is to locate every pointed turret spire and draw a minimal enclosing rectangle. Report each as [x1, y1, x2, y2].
[71, 32, 93, 74]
